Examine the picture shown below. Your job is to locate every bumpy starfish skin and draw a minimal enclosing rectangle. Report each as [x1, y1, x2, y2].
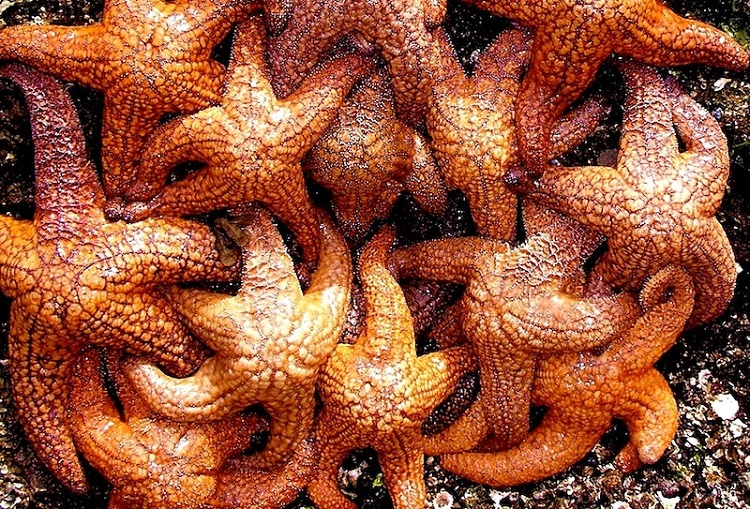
[267, 0, 445, 125]
[308, 228, 476, 509]
[115, 17, 372, 264]
[439, 265, 694, 485]
[124, 206, 351, 468]
[305, 70, 447, 240]
[0, 0, 282, 196]
[391, 204, 642, 449]
[428, 27, 606, 240]
[460, 0, 750, 178]
[0, 64, 238, 492]
[526, 62, 736, 327]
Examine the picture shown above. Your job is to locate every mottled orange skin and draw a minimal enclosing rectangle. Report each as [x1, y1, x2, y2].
[0, 0, 281, 196]
[527, 62, 736, 327]
[461, 0, 750, 178]
[124, 207, 351, 469]
[305, 70, 447, 240]
[308, 228, 476, 509]
[114, 17, 373, 264]
[439, 265, 694, 486]
[428, 27, 606, 241]
[267, 0, 446, 125]
[391, 204, 642, 450]
[0, 64, 238, 492]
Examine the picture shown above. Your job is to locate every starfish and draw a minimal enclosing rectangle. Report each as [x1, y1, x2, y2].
[112, 17, 373, 265]
[524, 62, 736, 327]
[266, 0, 446, 126]
[122, 206, 351, 468]
[427, 26, 606, 240]
[0, 0, 289, 197]
[390, 203, 642, 449]
[438, 264, 695, 485]
[459, 0, 750, 178]
[68, 350, 316, 509]
[304, 69, 447, 241]
[307, 227, 476, 509]
[0, 64, 238, 492]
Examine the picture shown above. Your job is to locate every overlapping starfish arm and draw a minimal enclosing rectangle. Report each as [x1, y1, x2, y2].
[305, 70, 447, 240]
[67, 350, 268, 509]
[460, 0, 749, 178]
[123, 207, 351, 468]
[527, 63, 736, 326]
[309, 228, 476, 509]
[439, 265, 694, 486]
[267, 0, 443, 125]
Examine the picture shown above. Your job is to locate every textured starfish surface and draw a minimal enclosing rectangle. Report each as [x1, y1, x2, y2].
[124, 206, 351, 468]
[525, 62, 736, 327]
[0, 0, 278, 196]
[305, 70, 447, 240]
[114, 17, 372, 265]
[460, 0, 750, 178]
[427, 26, 605, 240]
[68, 350, 308, 509]
[0, 64, 238, 492]
[267, 0, 445, 125]
[391, 204, 642, 449]
[307, 228, 476, 509]
[439, 265, 695, 486]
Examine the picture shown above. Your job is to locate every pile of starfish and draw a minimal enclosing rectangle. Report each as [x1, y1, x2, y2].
[0, 0, 748, 508]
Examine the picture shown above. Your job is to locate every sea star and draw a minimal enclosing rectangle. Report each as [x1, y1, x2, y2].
[0, 0, 285, 196]
[307, 227, 476, 509]
[438, 264, 694, 485]
[68, 350, 315, 509]
[459, 0, 750, 178]
[427, 26, 606, 240]
[524, 61, 736, 327]
[0, 64, 238, 492]
[304, 69, 447, 241]
[266, 0, 446, 126]
[123, 205, 351, 468]
[390, 203, 642, 449]
[112, 17, 373, 265]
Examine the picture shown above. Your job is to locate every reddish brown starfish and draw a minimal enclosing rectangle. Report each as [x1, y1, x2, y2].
[0, 0, 287, 196]
[114, 17, 372, 265]
[305, 70, 447, 240]
[439, 265, 694, 485]
[123, 206, 351, 469]
[525, 62, 736, 327]
[308, 228, 476, 509]
[460, 0, 749, 178]
[0, 64, 237, 492]
[391, 204, 641, 449]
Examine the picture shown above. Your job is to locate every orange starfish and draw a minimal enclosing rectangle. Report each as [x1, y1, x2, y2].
[525, 62, 736, 327]
[114, 17, 372, 265]
[427, 26, 606, 240]
[68, 350, 315, 509]
[123, 206, 351, 468]
[460, 0, 749, 178]
[439, 265, 694, 485]
[0, 0, 285, 196]
[0, 64, 237, 492]
[266, 0, 446, 125]
[307, 228, 476, 509]
[305, 70, 447, 240]
[391, 204, 641, 449]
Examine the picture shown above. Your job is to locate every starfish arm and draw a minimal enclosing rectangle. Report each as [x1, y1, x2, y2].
[402, 131, 448, 215]
[431, 27, 466, 84]
[615, 2, 749, 71]
[304, 210, 353, 300]
[423, 398, 489, 455]
[425, 302, 468, 349]
[474, 28, 532, 87]
[379, 433, 429, 509]
[548, 95, 609, 159]
[615, 370, 678, 470]
[439, 409, 609, 487]
[390, 237, 500, 285]
[308, 411, 360, 509]
[422, 0, 448, 27]
[0, 217, 37, 298]
[415, 345, 478, 409]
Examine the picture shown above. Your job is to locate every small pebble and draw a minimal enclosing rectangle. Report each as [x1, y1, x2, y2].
[711, 393, 739, 420]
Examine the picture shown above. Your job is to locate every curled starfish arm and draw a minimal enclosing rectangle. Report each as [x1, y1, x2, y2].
[423, 398, 489, 455]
